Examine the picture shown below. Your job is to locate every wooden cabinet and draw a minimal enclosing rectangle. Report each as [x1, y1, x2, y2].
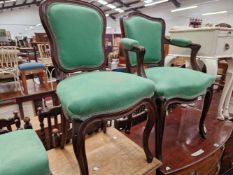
[163, 147, 223, 175]
[221, 130, 233, 174]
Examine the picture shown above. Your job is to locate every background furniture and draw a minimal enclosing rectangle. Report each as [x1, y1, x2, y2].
[37, 43, 55, 89]
[120, 12, 215, 160]
[0, 46, 23, 93]
[166, 27, 233, 120]
[0, 111, 20, 134]
[18, 62, 49, 94]
[37, 105, 69, 150]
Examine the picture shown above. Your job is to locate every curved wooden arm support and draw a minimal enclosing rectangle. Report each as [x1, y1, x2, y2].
[122, 44, 147, 78]
[165, 38, 201, 71]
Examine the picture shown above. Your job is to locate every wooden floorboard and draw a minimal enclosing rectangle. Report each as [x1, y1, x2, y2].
[47, 128, 161, 175]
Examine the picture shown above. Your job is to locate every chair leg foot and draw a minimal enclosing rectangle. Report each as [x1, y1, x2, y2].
[72, 121, 89, 175]
[199, 87, 213, 139]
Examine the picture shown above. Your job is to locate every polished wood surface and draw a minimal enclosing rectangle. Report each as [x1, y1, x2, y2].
[0, 79, 56, 103]
[48, 128, 161, 175]
[221, 125, 233, 174]
[125, 92, 233, 174]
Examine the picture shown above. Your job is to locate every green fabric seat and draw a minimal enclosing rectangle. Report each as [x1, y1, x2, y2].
[57, 71, 155, 120]
[145, 67, 215, 99]
[0, 130, 50, 175]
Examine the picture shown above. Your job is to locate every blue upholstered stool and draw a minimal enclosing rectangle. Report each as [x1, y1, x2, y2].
[18, 62, 48, 94]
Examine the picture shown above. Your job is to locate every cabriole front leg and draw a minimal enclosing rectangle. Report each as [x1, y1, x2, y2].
[199, 86, 213, 138]
[72, 120, 89, 175]
[143, 101, 156, 163]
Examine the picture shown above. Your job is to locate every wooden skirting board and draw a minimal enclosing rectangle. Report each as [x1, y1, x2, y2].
[47, 127, 161, 175]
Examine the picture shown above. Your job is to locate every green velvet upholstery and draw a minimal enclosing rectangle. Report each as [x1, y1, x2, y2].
[170, 38, 192, 47]
[47, 3, 104, 70]
[120, 38, 139, 50]
[0, 130, 50, 175]
[57, 71, 155, 119]
[145, 67, 215, 99]
[124, 16, 162, 66]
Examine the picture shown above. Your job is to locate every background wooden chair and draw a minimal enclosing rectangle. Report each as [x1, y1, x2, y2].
[37, 43, 55, 89]
[0, 46, 23, 93]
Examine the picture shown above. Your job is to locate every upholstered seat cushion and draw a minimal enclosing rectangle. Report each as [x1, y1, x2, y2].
[57, 71, 155, 120]
[145, 67, 215, 99]
[18, 62, 45, 70]
[0, 130, 50, 175]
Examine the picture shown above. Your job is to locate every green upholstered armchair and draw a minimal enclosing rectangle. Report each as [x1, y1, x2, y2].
[39, 1, 157, 174]
[120, 12, 215, 160]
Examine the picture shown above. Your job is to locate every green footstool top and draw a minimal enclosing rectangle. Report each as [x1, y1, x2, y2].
[145, 67, 215, 99]
[0, 130, 50, 175]
[57, 71, 155, 120]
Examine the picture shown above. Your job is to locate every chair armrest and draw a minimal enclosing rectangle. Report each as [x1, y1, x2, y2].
[120, 38, 140, 50]
[170, 38, 192, 47]
[165, 38, 201, 72]
[120, 38, 147, 78]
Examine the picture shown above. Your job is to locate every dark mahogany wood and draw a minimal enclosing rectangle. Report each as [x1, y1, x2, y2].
[38, 105, 65, 149]
[120, 12, 214, 160]
[39, 1, 157, 175]
[0, 111, 21, 134]
[15, 90, 58, 119]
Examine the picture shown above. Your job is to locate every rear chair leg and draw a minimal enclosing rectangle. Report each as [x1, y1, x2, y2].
[199, 86, 213, 138]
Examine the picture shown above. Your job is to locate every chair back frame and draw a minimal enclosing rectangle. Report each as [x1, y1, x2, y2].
[39, 0, 107, 79]
[0, 46, 19, 69]
[37, 43, 51, 59]
[120, 12, 166, 73]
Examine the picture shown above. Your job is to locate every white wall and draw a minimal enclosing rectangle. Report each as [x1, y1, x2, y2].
[0, 5, 44, 38]
[0, 0, 232, 38]
[108, 0, 233, 35]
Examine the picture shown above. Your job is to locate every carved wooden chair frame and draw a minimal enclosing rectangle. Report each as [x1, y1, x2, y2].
[0, 112, 21, 135]
[120, 12, 214, 160]
[40, 1, 157, 174]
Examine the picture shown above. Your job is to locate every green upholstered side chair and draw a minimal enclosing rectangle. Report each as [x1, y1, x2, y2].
[0, 130, 50, 175]
[39, 1, 156, 174]
[120, 12, 215, 160]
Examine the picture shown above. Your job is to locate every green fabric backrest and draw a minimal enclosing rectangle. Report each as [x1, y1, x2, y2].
[124, 16, 162, 66]
[47, 3, 104, 70]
